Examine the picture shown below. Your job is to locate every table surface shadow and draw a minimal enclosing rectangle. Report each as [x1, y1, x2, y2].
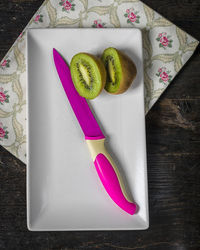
[0, 0, 200, 249]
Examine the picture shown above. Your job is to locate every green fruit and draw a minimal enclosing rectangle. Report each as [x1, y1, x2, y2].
[102, 47, 137, 94]
[70, 53, 106, 99]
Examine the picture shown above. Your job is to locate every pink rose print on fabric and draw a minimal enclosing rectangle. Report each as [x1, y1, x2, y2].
[0, 59, 11, 69]
[156, 33, 173, 49]
[128, 12, 137, 22]
[0, 122, 9, 141]
[35, 15, 40, 22]
[0, 127, 5, 138]
[160, 72, 169, 82]
[59, 0, 75, 12]
[1, 61, 7, 67]
[156, 67, 172, 84]
[124, 8, 140, 25]
[33, 14, 43, 23]
[0, 92, 6, 103]
[18, 31, 25, 41]
[64, 1, 71, 10]
[92, 19, 106, 28]
[160, 37, 169, 46]
[0, 87, 10, 105]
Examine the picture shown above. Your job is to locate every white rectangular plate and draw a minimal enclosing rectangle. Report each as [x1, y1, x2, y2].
[27, 28, 148, 231]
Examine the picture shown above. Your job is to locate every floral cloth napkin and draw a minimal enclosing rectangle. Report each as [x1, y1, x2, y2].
[0, 0, 198, 163]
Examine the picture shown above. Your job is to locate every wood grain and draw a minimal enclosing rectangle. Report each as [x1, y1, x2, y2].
[0, 0, 200, 249]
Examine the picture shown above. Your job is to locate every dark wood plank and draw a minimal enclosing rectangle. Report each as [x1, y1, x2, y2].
[0, 0, 44, 59]
[0, 0, 200, 249]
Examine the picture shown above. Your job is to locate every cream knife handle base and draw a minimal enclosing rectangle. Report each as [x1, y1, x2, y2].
[86, 138, 137, 215]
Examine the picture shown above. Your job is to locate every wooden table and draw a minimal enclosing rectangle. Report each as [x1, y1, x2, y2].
[0, 0, 199, 249]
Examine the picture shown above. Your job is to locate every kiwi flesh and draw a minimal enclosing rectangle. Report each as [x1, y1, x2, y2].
[70, 53, 106, 99]
[102, 47, 137, 94]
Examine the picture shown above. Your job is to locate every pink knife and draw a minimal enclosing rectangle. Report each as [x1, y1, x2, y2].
[53, 48, 137, 215]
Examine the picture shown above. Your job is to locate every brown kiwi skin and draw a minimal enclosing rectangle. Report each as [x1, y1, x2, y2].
[106, 49, 137, 95]
[79, 53, 107, 97]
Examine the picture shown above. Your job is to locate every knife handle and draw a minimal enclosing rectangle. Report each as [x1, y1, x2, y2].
[85, 138, 137, 215]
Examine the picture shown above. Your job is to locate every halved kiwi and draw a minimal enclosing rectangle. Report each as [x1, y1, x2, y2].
[102, 47, 137, 94]
[70, 53, 106, 99]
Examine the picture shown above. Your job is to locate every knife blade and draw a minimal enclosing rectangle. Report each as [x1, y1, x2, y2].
[53, 48, 104, 139]
[53, 48, 137, 215]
